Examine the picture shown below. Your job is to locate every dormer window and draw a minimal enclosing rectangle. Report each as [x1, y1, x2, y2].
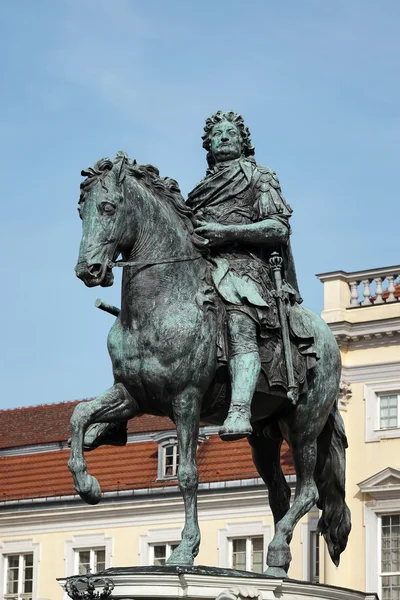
[163, 443, 179, 478]
[154, 434, 180, 480]
[154, 430, 207, 480]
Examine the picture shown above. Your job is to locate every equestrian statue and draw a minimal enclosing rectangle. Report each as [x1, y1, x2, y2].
[68, 111, 351, 577]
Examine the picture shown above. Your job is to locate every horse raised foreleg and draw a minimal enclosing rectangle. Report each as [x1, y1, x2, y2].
[167, 387, 201, 566]
[68, 382, 138, 505]
[266, 434, 318, 577]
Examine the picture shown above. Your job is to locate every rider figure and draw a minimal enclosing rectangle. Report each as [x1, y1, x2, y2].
[187, 110, 315, 441]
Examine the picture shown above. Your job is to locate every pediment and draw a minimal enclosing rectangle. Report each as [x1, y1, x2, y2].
[358, 467, 400, 498]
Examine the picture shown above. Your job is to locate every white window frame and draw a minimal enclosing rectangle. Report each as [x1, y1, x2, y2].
[379, 393, 400, 430]
[64, 534, 112, 577]
[139, 527, 182, 566]
[162, 444, 179, 479]
[74, 547, 106, 575]
[360, 466, 400, 597]
[155, 436, 180, 480]
[228, 536, 264, 572]
[301, 515, 320, 582]
[365, 381, 400, 442]
[218, 522, 271, 573]
[0, 540, 39, 600]
[148, 542, 179, 566]
[365, 505, 400, 599]
[379, 513, 400, 599]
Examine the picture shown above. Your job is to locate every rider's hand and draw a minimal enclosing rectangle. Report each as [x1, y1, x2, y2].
[194, 222, 233, 247]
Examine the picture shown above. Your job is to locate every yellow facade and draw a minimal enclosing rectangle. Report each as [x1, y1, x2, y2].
[1, 264, 399, 600]
[318, 265, 400, 595]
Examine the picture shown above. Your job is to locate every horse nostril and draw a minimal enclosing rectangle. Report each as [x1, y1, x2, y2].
[87, 263, 102, 277]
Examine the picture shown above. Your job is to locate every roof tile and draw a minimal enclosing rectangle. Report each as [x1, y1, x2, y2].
[0, 401, 174, 449]
[0, 437, 294, 502]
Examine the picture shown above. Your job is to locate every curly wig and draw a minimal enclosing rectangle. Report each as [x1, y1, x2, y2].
[202, 110, 255, 168]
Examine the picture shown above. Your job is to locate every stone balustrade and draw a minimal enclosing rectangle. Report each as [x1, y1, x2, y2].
[316, 264, 400, 313]
[346, 266, 400, 307]
[317, 265, 400, 341]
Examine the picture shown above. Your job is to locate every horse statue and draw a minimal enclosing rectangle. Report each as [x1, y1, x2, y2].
[69, 152, 351, 577]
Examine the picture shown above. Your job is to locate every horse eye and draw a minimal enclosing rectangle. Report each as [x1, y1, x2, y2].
[100, 202, 116, 216]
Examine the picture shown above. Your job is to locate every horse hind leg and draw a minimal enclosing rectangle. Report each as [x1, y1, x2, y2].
[249, 423, 291, 525]
[68, 383, 139, 505]
[266, 431, 319, 577]
[248, 423, 291, 574]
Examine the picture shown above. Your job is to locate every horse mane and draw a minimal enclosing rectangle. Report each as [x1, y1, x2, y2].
[79, 153, 207, 251]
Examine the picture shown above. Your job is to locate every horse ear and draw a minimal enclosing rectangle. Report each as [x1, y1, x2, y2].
[116, 152, 127, 184]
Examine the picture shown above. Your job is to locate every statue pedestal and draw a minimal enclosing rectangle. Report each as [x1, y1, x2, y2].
[59, 566, 377, 600]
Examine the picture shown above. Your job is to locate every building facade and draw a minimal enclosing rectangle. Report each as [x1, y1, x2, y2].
[317, 265, 400, 598]
[0, 264, 399, 600]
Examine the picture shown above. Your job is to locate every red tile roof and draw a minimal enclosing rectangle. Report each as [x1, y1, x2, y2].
[0, 401, 294, 502]
[0, 401, 175, 449]
[0, 437, 294, 502]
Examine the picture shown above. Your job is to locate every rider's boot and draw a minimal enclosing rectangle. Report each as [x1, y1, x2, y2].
[219, 351, 261, 441]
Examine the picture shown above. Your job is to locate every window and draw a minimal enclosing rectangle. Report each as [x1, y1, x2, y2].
[139, 528, 182, 566]
[230, 537, 263, 573]
[380, 395, 400, 430]
[154, 434, 181, 480]
[359, 468, 400, 595]
[381, 515, 400, 600]
[4, 553, 33, 600]
[0, 541, 39, 600]
[309, 531, 320, 584]
[162, 444, 179, 478]
[75, 548, 106, 574]
[150, 543, 179, 566]
[301, 515, 320, 582]
[218, 522, 271, 573]
[365, 382, 400, 442]
[64, 534, 112, 577]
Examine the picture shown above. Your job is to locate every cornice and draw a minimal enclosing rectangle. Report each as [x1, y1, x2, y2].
[57, 569, 378, 600]
[316, 265, 400, 282]
[0, 477, 296, 537]
[327, 317, 400, 349]
[341, 361, 400, 383]
[0, 487, 270, 536]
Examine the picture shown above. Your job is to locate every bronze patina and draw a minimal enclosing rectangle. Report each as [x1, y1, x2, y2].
[68, 112, 350, 577]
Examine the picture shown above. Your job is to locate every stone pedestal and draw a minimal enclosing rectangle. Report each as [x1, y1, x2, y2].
[58, 566, 378, 600]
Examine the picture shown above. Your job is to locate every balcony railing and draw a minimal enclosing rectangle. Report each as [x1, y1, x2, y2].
[316, 265, 400, 311]
[346, 266, 399, 307]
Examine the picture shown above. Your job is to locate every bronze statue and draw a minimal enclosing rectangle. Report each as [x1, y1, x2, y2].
[68, 113, 350, 577]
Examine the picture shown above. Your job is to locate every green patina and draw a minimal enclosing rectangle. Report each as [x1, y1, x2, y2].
[68, 112, 350, 577]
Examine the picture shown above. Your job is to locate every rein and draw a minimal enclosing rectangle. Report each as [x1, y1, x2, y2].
[109, 255, 201, 269]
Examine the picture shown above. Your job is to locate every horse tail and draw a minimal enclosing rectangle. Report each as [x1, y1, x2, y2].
[314, 403, 351, 566]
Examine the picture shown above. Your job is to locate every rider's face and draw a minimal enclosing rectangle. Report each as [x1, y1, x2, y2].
[210, 120, 242, 163]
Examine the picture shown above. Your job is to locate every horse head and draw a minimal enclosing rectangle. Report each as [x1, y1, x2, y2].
[75, 152, 206, 288]
[75, 152, 134, 287]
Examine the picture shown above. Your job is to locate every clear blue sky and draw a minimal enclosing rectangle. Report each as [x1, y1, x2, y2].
[0, 0, 398, 409]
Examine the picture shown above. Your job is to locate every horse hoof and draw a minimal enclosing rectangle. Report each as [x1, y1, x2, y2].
[267, 545, 292, 568]
[79, 475, 102, 505]
[166, 547, 194, 566]
[265, 566, 288, 578]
